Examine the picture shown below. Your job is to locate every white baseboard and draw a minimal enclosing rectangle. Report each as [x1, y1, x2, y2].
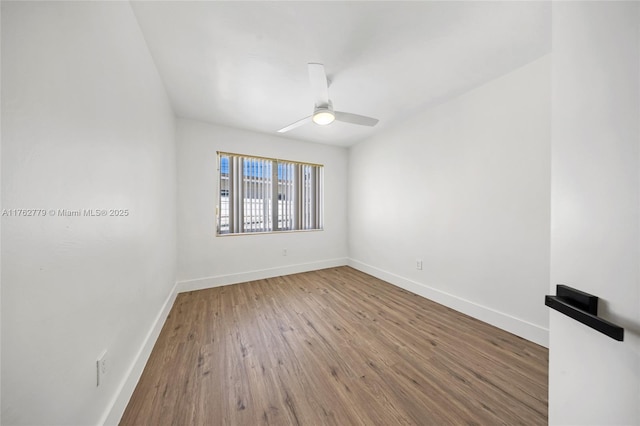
[99, 281, 179, 426]
[348, 258, 549, 347]
[177, 258, 348, 293]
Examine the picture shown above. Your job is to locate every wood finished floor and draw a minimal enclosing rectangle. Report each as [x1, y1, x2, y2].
[120, 266, 548, 425]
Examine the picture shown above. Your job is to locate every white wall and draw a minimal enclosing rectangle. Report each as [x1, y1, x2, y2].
[549, 2, 640, 424]
[1, 2, 177, 425]
[177, 119, 348, 290]
[348, 55, 551, 346]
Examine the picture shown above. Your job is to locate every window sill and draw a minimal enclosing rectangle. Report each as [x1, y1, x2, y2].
[216, 228, 324, 237]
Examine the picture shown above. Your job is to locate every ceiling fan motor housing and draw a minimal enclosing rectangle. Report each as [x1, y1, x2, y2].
[312, 104, 335, 125]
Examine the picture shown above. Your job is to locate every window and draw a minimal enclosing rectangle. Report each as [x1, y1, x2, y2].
[217, 152, 324, 235]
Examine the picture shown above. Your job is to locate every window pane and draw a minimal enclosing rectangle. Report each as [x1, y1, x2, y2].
[219, 155, 230, 234]
[242, 158, 272, 232]
[217, 152, 323, 235]
[277, 162, 295, 230]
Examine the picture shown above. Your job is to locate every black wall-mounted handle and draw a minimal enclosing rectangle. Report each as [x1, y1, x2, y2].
[545, 285, 624, 341]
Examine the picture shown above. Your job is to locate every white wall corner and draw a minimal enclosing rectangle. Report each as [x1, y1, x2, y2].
[178, 258, 348, 293]
[348, 258, 549, 348]
[99, 282, 179, 426]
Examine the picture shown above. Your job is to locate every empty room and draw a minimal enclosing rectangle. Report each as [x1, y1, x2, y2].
[2, 1, 639, 425]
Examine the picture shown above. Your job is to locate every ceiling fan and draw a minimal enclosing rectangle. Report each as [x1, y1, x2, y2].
[277, 63, 379, 133]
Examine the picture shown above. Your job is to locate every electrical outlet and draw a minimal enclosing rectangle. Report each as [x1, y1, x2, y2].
[282, 248, 287, 256]
[97, 351, 107, 387]
[416, 260, 423, 270]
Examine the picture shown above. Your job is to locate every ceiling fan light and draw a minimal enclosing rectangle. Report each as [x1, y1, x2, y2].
[312, 110, 335, 125]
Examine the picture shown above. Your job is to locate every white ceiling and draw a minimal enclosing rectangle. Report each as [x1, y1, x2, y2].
[131, 1, 551, 147]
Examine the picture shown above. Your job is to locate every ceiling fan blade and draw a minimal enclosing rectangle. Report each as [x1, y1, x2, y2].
[334, 111, 379, 127]
[277, 116, 312, 133]
[308, 63, 330, 107]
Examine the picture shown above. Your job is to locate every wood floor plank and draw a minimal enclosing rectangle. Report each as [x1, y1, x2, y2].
[120, 266, 548, 425]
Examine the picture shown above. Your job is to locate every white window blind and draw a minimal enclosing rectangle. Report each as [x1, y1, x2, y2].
[218, 152, 323, 235]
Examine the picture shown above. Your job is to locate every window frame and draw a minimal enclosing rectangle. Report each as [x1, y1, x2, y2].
[216, 151, 324, 236]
